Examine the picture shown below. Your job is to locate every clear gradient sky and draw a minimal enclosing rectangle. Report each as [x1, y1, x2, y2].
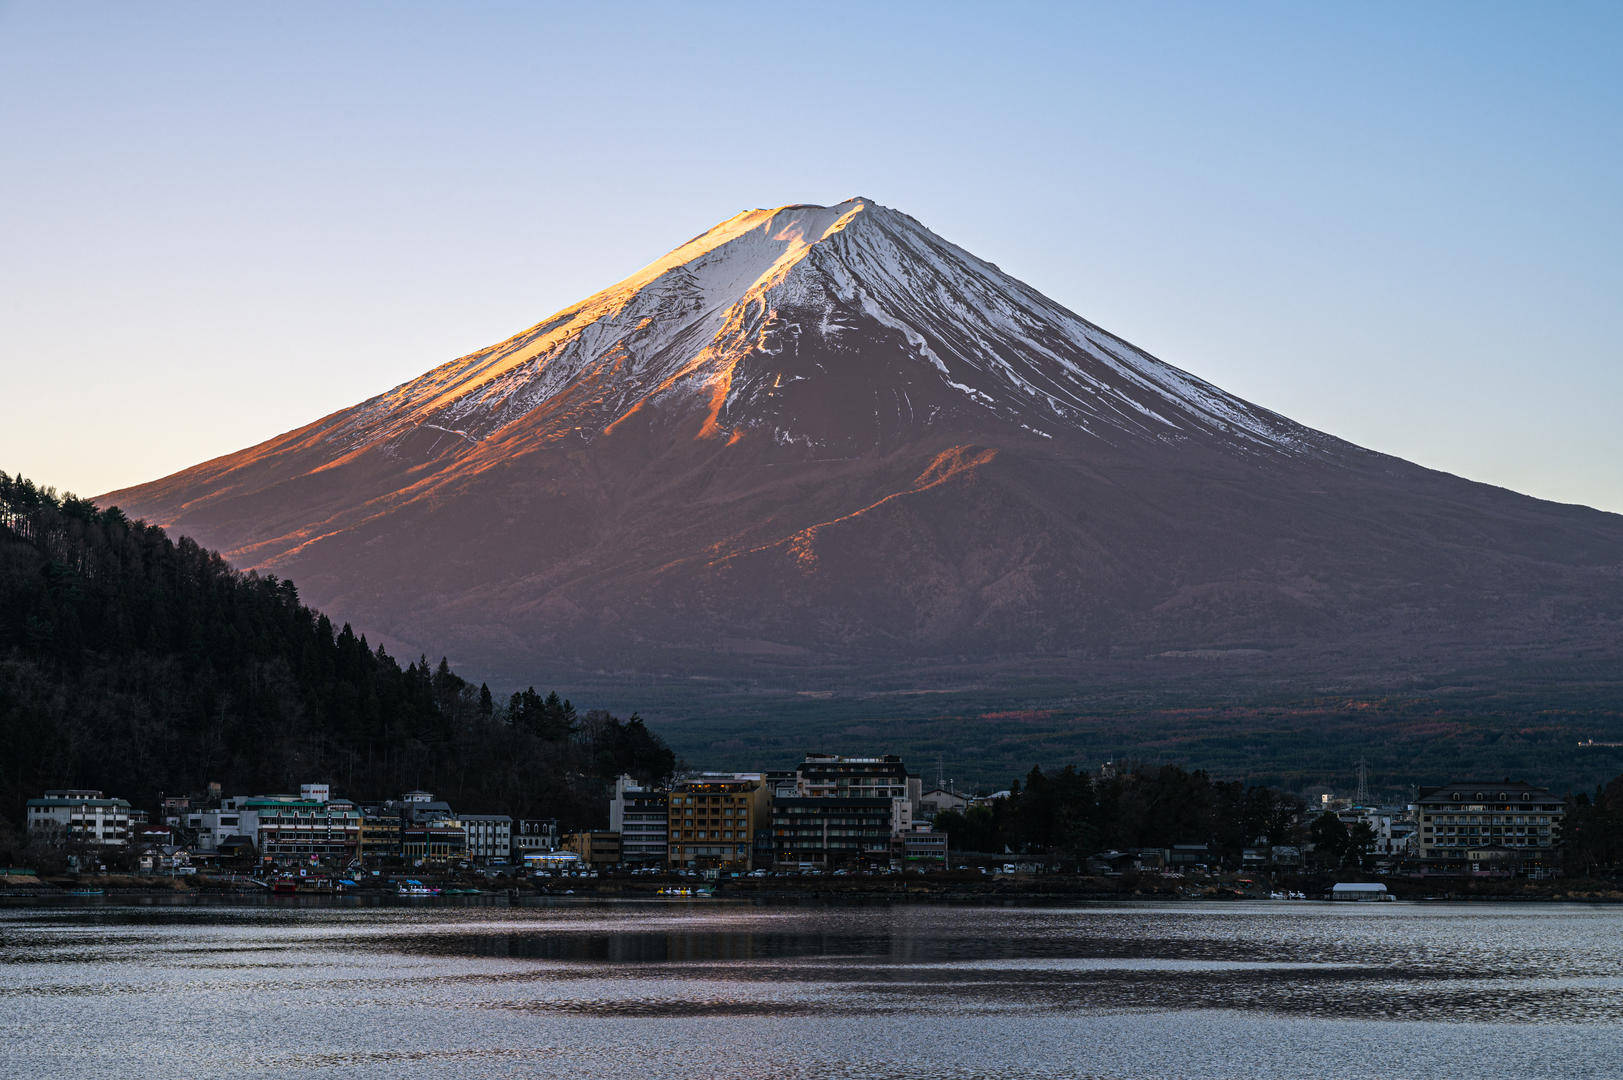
[3, 2, 1620, 510]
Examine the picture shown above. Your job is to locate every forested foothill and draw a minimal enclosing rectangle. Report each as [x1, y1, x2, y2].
[0, 472, 675, 837]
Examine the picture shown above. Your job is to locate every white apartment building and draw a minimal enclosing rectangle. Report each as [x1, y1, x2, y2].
[609, 775, 669, 865]
[186, 798, 250, 852]
[26, 790, 133, 847]
[460, 814, 513, 864]
[1335, 805, 1418, 859]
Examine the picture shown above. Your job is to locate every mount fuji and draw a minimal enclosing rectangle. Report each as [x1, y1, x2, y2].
[104, 198, 1623, 693]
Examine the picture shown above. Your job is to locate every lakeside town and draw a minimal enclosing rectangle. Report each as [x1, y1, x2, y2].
[6, 752, 1610, 903]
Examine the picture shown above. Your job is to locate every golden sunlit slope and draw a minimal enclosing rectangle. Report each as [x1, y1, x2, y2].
[104, 199, 1623, 688]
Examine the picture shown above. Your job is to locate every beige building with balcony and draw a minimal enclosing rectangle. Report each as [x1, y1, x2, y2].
[666, 776, 770, 870]
[1415, 781, 1564, 868]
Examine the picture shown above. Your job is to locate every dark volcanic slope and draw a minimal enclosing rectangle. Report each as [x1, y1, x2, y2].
[104, 198, 1623, 687]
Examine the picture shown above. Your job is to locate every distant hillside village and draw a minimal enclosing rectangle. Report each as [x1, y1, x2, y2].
[12, 753, 1619, 893]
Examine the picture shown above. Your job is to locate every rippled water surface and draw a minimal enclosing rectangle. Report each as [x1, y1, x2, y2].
[2, 899, 1620, 1078]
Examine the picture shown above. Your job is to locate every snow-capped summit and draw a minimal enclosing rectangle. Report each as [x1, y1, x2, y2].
[103, 198, 1623, 696]
[326, 198, 1315, 455]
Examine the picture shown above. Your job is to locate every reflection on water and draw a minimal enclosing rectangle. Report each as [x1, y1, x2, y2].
[1, 900, 1620, 1079]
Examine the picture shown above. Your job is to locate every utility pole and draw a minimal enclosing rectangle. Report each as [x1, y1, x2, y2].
[1355, 758, 1369, 806]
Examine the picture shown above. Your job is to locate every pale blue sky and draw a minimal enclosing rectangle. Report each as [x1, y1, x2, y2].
[3, 2, 1620, 510]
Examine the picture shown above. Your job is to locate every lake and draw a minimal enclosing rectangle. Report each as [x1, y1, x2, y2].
[1, 899, 1619, 1079]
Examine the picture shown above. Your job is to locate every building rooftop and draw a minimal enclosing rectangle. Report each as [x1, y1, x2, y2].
[28, 794, 131, 808]
[1416, 782, 1560, 804]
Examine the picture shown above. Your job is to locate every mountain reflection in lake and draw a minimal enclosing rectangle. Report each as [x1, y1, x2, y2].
[2, 900, 1619, 1079]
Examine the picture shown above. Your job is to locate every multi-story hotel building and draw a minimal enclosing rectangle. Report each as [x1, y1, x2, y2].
[666, 776, 770, 870]
[609, 776, 669, 865]
[460, 814, 513, 865]
[401, 818, 467, 865]
[185, 801, 247, 853]
[1415, 781, 1564, 867]
[513, 818, 560, 859]
[358, 805, 403, 864]
[768, 755, 923, 867]
[902, 825, 949, 866]
[26, 790, 133, 847]
[246, 796, 362, 863]
[183, 784, 361, 864]
[389, 791, 467, 865]
[794, 754, 919, 806]
[772, 796, 895, 868]
[563, 830, 623, 866]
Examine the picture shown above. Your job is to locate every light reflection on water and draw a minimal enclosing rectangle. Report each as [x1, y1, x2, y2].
[1, 900, 1620, 1079]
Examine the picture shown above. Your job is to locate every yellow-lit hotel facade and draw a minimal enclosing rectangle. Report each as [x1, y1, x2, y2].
[666, 776, 771, 871]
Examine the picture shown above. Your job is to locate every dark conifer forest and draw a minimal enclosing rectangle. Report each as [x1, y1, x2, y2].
[0, 472, 675, 831]
[931, 764, 1306, 865]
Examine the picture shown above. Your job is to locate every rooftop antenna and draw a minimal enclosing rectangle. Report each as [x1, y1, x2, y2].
[937, 753, 945, 790]
[1355, 758, 1369, 806]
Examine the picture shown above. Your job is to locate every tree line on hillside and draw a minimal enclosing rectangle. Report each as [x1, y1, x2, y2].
[0, 471, 675, 834]
[1563, 774, 1623, 875]
[932, 764, 1304, 867]
[935, 761, 1623, 877]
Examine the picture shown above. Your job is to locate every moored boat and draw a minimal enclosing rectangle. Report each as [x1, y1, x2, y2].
[1325, 882, 1393, 902]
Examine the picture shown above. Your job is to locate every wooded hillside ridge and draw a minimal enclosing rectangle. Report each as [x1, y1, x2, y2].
[0, 471, 676, 833]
